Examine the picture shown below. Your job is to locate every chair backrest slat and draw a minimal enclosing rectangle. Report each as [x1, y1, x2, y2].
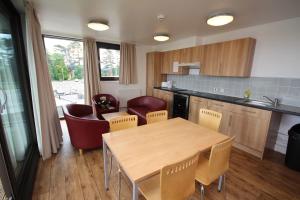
[198, 109, 222, 131]
[146, 110, 168, 124]
[109, 115, 138, 132]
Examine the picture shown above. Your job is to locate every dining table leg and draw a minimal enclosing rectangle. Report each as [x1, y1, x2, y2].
[132, 181, 138, 200]
[103, 139, 109, 190]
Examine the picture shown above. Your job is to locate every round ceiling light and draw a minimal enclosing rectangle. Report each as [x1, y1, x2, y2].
[154, 33, 170, 42]
[207, 14, 234, 26]
[87, 21, 110, 31]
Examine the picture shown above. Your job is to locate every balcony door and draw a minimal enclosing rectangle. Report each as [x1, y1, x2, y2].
[44, 36, 84, 118]
[0, 0, 39, 199]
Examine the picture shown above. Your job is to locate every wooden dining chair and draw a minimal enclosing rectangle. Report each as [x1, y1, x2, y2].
[138, 153, 199, 200]
[108, 115, 138, 199]
[146, 110, 168, 124]
[198, 109, 222, 132]
[195, 137, 235, 200]
[109, 115, 138, 132]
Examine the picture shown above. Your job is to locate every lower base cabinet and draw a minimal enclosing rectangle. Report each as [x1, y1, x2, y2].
[189, 96, 278, 159]
[152, 89, 174, 118]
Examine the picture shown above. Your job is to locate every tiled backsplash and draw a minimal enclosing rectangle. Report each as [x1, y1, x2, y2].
[167, 75, 300, 106]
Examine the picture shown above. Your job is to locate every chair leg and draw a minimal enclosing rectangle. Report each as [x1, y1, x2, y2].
[218, 175, 224, 192]
[200, 184, 205, 200]
[79, 149, 83, 156]
[118, 168, 121, 200]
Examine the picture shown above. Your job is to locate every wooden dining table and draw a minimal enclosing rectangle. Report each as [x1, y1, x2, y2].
[102, 117, 229, 200]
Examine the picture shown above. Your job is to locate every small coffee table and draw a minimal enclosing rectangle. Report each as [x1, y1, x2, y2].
[102, 111, 129, 121]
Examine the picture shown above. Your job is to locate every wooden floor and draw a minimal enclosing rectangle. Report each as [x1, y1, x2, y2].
[32, 121, 300, 200]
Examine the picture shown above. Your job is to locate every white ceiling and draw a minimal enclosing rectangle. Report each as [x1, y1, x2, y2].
[31, 0, 300, 45]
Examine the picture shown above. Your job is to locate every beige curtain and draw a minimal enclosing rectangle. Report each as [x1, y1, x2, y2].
[83, 38, 100, 105]
[119, 43, 137, 84]
[26, 2, 63, 159]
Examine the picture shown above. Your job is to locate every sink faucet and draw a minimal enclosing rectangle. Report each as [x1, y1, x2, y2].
[263, 96, 279, 107]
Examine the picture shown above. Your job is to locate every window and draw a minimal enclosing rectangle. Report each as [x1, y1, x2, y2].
[43, 36, 84, 117]
[96, 42, 120, 81]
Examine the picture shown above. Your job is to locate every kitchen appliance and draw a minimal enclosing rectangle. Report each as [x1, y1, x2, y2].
[161, 81, 173, 88]
[172, 93, 189, 119]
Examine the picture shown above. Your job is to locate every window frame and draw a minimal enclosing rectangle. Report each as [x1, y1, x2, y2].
[96, 42, 120, 81]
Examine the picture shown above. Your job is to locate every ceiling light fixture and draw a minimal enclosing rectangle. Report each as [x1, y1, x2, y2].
[207, 13, 234, 26]
[154, 33, 170, 42]
[87, 21, 110, 31]
[154, 15, 170, 42]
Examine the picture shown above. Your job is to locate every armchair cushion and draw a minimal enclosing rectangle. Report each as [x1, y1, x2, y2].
[127, 96, 167, 125]
[63, 104, 109, 150]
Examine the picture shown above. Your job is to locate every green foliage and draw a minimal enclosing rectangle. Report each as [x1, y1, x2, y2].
[48, 53, 69, 81]
[74, 65, 83, 79]
[46, 40, 84, 81]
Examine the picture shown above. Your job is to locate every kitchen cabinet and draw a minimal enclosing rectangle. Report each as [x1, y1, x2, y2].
[146, 52, 166, 96]
[152, 89, 174, 118]
[202, 38, 256, 77]
[202, 43, 222, 76]
[188, 96, 208, 123]
[161, 51, 172, 74]
[219, 38, 256, 77]
[191, 46, 204, 63]
[161, 50, 189, 75]
[179, 47, 193, 63]
[206, 99, 272, 159]
[187, 95, 274, 158]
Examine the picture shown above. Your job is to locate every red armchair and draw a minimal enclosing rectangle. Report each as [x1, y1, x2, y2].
[127, 96, 167, 125]
[92, 94, 119, 119]
[63, 104, 109, 152]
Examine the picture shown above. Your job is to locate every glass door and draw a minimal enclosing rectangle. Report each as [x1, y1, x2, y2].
[0, 0, 39, 199]
[0, 10, 32, 181]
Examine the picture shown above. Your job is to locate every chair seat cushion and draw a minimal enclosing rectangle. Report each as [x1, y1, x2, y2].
[80, 114, 98, 120]
[139, 174, 161, 200]
[127, 106, 150, 125]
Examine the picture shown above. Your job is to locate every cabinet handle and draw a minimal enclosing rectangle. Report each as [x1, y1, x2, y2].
[241, 109, 257, 114]
[228, 115, 232, 127]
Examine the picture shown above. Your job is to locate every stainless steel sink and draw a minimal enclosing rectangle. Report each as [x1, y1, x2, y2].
[236, 99, 274, 107]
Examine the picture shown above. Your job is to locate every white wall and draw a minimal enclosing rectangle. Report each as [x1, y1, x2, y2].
[100, 44, 152, 107]
[201, 17, 300, 78]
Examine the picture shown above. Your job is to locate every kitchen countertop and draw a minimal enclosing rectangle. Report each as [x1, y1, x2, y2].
[154, 87, 300, 116]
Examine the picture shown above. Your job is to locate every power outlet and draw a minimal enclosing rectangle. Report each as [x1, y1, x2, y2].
[220, 88, 225, 93]
[213, 87, 218, 92]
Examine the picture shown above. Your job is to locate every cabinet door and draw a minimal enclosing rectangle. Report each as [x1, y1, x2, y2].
[188, 96, 208, 123]
[161, 51, 171, 74]
[146, 53, 155, 95]
[191, 46, 204, 63]
[180, 47, 193, 63]
[159, 90, 173, 118]
[219, 38, 255, 77]
[228, 111, 270, 152]
[202, 43, 221, 76]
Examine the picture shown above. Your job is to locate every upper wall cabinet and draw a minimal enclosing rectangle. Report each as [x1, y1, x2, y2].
[202, 38, 256, 77]
[161, 50, 189, 75]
